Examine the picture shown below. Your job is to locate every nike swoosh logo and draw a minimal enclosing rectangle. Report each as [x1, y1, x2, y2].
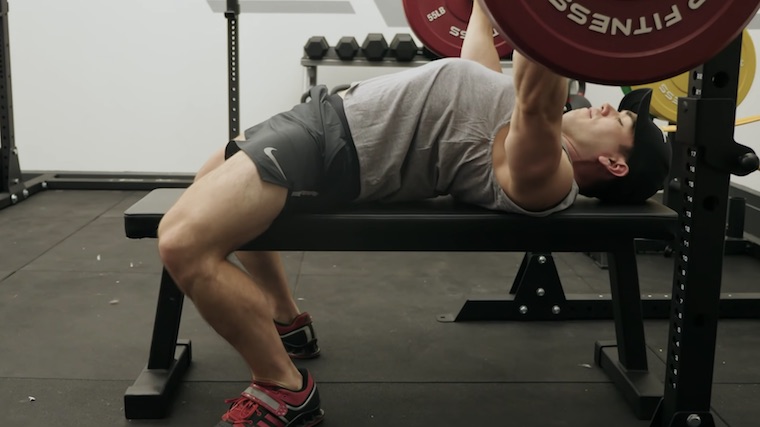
[263, 147, 287, 180]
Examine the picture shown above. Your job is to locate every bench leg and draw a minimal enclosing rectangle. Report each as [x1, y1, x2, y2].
[124, 267, 192, 419]
[595, 242, 662, 420]
[441, 252, 623, 321]
[439, 253, 619, 321]
[508, 252, 536, 295]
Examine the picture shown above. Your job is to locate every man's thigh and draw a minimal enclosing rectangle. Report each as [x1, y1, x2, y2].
[161, 152, 288, 258]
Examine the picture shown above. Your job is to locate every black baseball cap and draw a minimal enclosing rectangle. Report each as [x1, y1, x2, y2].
[583, 89, 672, 204]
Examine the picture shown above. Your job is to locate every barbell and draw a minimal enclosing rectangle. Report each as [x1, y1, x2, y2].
[405, 0, 760, 86]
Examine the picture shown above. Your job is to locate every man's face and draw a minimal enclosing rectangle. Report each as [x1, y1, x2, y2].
[562, 104, 637, 158]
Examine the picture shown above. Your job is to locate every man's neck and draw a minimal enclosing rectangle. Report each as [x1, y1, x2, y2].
[561, 135, 580, 163]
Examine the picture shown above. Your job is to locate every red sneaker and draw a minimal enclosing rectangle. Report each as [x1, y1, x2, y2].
[275, 312, 321, 359]
[216, 369, 324, 427]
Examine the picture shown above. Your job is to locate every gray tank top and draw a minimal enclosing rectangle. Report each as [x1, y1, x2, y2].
[342, 58, 578, 216]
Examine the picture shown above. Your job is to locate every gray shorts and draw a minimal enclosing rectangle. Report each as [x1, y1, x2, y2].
[225, 85, 360, 213]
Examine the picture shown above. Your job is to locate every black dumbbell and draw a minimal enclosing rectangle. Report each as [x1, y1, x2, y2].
[304, 36, 329, 60]
[361, 33, 388, 61]
[421, 46, 441, 61]
[336, 36, 360, 60]
[390, 33, 418, 62]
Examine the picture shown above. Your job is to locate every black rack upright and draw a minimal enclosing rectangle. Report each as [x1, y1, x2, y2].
[0, 0, 24, 208]
[651, 33, 759, 427]
[226, 0, 240, 141]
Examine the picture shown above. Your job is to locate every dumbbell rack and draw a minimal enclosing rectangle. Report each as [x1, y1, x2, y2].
[301, 49, 438, 93]
[301, 50, 513, 94]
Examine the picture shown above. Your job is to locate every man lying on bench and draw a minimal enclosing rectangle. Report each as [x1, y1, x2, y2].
[156, 3, 671, 426]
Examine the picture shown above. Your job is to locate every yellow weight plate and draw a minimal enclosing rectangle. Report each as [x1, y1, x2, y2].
[627, 30, 756, 123]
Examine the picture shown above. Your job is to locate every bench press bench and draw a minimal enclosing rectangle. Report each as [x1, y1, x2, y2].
[123, 188, 678, 420]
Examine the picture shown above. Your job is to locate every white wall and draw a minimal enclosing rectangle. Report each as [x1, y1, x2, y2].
[9, 1, 760, 192]
[10, 0, 404, 174]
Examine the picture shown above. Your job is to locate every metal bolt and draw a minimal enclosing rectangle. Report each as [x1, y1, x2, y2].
[538, 255, 547, 264]
[22, 189, 29, 198]
[41, 181, 48, 189]
[519, 305, 528, 315]
[552, 305, 561, 315]
[10, 194, 18, 204]
[536, 288, 545, 297]
[12, 178, 19, 184]
[686, 414, 702, 427]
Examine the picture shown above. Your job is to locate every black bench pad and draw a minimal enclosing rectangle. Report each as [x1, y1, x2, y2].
[124, 189, 677, 252]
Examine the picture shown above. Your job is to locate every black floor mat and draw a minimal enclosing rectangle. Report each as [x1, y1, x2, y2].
[0, 190, 757, 427]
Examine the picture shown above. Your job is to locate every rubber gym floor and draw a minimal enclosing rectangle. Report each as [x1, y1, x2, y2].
[1, 189, 759, 427]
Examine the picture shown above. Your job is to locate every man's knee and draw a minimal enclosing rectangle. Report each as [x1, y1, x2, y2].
[158, 151, 286, 294]
[157, 217, 215, 296]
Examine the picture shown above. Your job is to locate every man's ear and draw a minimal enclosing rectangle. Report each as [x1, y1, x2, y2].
[598, 155, 629, 177]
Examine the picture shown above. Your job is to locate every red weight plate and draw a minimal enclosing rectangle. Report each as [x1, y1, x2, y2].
[479, 0, 760, 85]
[404, 0, 513, 58]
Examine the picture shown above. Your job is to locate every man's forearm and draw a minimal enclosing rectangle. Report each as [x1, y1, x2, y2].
[502, 50, 574, 212]
[460, 1, 502, 73]
[512, 51, 567, 116]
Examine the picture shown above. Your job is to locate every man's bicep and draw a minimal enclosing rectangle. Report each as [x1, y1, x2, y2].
[501, 106, 574, 211]
[504, 105, 564, 180]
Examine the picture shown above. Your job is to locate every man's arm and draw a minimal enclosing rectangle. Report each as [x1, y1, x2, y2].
[460, 1, 502, 73]
[501, 51, 575, 211]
